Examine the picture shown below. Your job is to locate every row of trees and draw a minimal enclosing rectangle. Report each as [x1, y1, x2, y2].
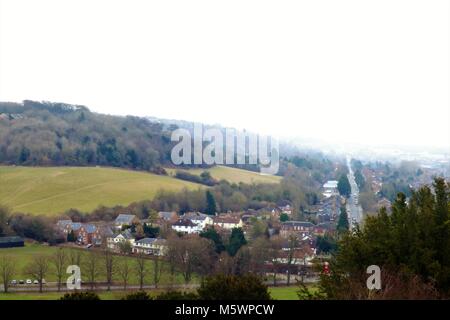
[0, 248, 164, 293]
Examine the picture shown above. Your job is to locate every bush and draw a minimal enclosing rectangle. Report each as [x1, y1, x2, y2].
[122, 291, 153, 300]
[197, 274, 271, 300]
[60, 292, 100, 300]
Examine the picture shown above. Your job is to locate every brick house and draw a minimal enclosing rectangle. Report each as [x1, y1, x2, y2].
[280, 221, 315, 238]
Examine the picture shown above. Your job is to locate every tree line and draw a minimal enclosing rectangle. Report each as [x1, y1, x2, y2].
[0, 100, 173, 171]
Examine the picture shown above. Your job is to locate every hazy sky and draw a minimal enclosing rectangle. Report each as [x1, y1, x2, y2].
[0, 0, 448, 149]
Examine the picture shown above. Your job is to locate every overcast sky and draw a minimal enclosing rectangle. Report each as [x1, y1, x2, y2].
[0, 0, 448, 149]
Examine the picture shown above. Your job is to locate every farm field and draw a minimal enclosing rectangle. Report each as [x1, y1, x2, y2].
[0, 166, 203, 215]
[166, 165, 282, 185]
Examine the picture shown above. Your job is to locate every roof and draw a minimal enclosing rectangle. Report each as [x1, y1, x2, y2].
[0, 236, 24, 244]
[83, 224, 97, 234]
[136, 238, 157, 245]
[71, 223, 83, 231]
[154, 239, 167, 246]
[282, 221, 315, 228]
[183, 212, 210, 221]
[56, 220, 73, 227]
[316, 222, 334, 230]
[119, 229, 134, 240]
[99, 226, 114, 237]
[159, 211, 176, 220]
[173, 219, 197, 227]
[115, 214, 136, 224]
[214, 215, 241, 224]
[323, 180, 338, 189]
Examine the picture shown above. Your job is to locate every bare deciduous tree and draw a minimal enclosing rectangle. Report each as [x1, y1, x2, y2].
[0, 255, 16, 293]
[51, 248, 66, 292]
[167, 235, 215, 285]
[286, 235, 299, 286]
[135, 253, 147, 290]
[117, 259, 131, 290]
[26, 255, 50, 293]
[269, 236, 284, 286]
[83, 251, 101, 290]
[153, 255, 164, 289]
[68, 249, 83, 267]
[103, 248, 115, 291]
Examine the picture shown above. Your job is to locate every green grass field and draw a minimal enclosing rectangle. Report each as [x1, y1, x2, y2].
[0, 290, 172, 300]
[167, 165, 281, 185]
[0, 243, 189, 286]
[0, 166, 203, 215]
[0, 288, 298, 300]
[269, 286, 299, 300]
[0, 286, 301, 300]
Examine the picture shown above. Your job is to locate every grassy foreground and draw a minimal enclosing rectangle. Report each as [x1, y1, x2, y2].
[0, 287, 300, 300]
[0, 243, 187, 285]
[0, 166, 203, 215]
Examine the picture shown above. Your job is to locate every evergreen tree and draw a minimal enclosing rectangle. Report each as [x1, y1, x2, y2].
[337, 174, 351, 198]
[200, 227, 225, 253]
[354, 170, 365, 190]
[67, 230, 76, 242]
[205, 191, 217, 215]
[337, 205, 349, 234]
[227, 228, 247, 256]
[279, 213, 289, 222]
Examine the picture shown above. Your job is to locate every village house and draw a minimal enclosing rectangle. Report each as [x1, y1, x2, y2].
[313, 222, 335, 236]
[213, 214, 243, 230]
[171, 218, 202, 234]
[158, 211, 178, 223]
[114, 214, 139, 230]
[280, 221, 315, 238]
[77, 224, 102, 246]
[256, 206, 281, 218]
[276, 243, 316, 266]
[182, 212, 213, 229]
[56, 220, 74, 234]
[132, 238, 168, 256]
[279, 204, 293, 215]
[323, 180, 338, 198]
[107, 229, 135, 251]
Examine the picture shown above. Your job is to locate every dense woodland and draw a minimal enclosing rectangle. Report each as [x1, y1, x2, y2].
[0, 100, 174, 170]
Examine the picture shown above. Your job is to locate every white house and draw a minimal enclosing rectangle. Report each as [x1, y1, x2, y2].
[213, 215, 243, 230]
[279, 204, 293, 215]
[323, 180, 338, 198]
[106, 230, 135, 251]
[182, 212, 213, 230]
[171, 219, 202, 234]
[132, 238, 168, 256]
